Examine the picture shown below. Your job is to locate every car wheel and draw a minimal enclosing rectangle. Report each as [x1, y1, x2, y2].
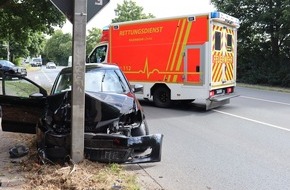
[131, 120, 149, 152]
[131, 120, 149, 136]
[153, 86, 172, 108]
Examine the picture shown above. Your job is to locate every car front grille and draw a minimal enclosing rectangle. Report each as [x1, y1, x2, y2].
[84, 147, 132, 163]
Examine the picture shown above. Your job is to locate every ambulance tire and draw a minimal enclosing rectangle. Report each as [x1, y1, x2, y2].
[153, 86, 172, 108]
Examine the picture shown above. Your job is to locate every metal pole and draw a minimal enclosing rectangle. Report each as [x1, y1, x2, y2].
[7, 42, 10, 61]
[71, 0, 87, 162]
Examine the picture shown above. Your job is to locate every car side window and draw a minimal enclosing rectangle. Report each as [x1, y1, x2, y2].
[54, 74, 72, 94]
[89, 45, 107, 63]
[1, 77, 40, 98]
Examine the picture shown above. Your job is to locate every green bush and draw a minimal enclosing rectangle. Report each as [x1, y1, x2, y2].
[14, 57, 24, 66]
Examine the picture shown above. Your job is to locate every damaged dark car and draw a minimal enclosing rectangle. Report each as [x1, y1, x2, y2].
[0, 63, 163, 164]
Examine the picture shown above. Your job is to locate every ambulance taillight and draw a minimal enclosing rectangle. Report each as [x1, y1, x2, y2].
[226, 87, 234, 94]
[209, 90, 215, 97]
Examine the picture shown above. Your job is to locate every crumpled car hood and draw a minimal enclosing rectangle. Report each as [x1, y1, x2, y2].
[46, 91, 139, 133]
[86, 91, 136, 115]
[38, 90, 163, 164]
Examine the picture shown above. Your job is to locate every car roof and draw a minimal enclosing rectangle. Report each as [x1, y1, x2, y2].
[0, 60, 15, 66]
[0, 60, 11, 63]
[60, 63, 120, 74]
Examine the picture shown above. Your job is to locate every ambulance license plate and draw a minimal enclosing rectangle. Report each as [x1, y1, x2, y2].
[216, 89, 223, 94]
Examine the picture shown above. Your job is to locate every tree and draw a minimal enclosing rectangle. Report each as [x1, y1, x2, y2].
[86, 28, 102, 56]
[27, 32, 46, 57]
[44, 30, 72, 66]
[212, 0, 290, 87]
[0, 0, 66, 60]
[112, 0, 155, 23]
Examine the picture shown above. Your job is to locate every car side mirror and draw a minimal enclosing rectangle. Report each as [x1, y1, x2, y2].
[133, 84, 143, 93]
[29, 92, 44, 99]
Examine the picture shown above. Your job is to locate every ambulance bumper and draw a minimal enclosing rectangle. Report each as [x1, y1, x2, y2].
[209, 92, 240, 102]
[206, 93, 239, 110]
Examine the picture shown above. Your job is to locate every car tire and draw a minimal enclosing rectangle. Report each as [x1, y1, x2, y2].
[153, 86, 172, 108]
[131, 120, 149, 152]
[131, 120, 149, 136]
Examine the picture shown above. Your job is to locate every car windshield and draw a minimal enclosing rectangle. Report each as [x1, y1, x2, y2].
[33, 59, 41, 61]
[53, 68, 130, 94]
[0, 60, 15, 67]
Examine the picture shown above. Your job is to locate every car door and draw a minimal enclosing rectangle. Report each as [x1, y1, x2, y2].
[0, 74, 47, 134]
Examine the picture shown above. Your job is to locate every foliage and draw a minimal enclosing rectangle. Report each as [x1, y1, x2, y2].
[112, 0, 155, 23]
[0, 0, 66, 61]
[27, 32, 46, 57]
[44, 30, 72, 66]
[86, 28, 102, 56]
[212, 0, 290, 87]
[0, 32, 46, 62]
[14, 57, 24, 66]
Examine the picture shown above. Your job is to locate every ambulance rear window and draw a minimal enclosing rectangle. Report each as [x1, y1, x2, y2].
[215, 31, 221, 50]
[227, 34, 232, 51]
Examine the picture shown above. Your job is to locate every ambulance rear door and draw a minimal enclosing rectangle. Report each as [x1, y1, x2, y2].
[210, 21, 237, 89]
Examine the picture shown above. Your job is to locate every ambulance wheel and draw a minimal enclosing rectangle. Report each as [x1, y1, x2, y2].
[153, 86, 172, 108]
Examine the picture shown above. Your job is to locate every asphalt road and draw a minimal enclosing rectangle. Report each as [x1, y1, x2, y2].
[17, 68, 290, 189]
[26, 65, 63, 91]
[132, 87, 290, 190]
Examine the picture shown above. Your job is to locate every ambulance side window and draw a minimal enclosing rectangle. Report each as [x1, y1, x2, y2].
[215, 31, 221, 51]
[89, 45, 107, 63]
[227, 34, 232, 51]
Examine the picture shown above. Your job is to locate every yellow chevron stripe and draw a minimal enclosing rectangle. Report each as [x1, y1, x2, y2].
[226, 65, 232, 80]
[172, 20, 194, 82]
[173, 75, 178, 82]
[168, 19, 187, 82]
[170, 19, 186, 72]
[175, 20, 193, 71]
[164, 20, 182, 82]
[166, 20, 182, 71]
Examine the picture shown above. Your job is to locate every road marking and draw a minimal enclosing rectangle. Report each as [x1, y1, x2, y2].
[240, 96, 290, 106]
[41, 69, 54, 85]
[213, 109, 290, 132]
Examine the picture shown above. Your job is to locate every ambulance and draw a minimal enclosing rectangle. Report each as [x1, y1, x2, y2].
[87, 12, 240, 109]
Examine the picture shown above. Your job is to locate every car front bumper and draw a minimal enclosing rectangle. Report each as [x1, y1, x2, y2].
[37, 129, 163, 164]
[84, 133, 163, 163]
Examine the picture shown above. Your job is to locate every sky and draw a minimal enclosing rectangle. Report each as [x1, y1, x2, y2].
[61, 0, 215, 34]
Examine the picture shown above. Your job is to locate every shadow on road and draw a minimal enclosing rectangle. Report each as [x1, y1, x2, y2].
[138, 99, 208, 113]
